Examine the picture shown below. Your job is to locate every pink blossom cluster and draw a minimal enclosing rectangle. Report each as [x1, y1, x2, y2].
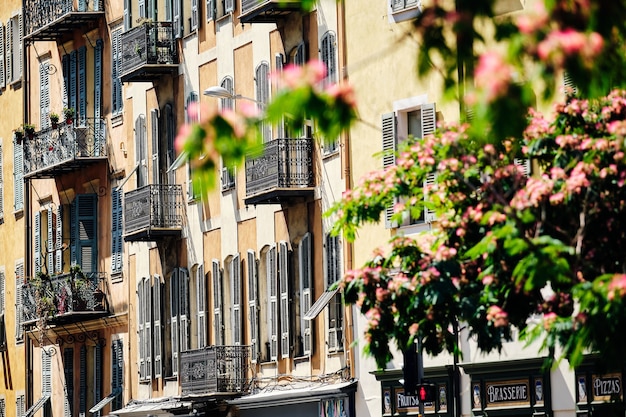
[486, 305, 509, 327]
[474, 52, 514, 102]
[537, 29, 603, 68]
[608, 274, 626, 301]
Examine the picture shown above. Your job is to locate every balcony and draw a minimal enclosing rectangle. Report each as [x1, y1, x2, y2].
[25, 0, 104, 41]
[120, 22, 178, 83]
[22, 272, 108, 327]
[240, 0, 302, 23]
[22, 118, 107, 179]
[124, 184, 184, 242]
[180, 346, 251, 396]
[245, 138, 314, 205]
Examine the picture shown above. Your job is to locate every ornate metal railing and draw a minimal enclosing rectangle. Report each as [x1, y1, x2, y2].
[245, 138, 313, 196]
[22, 118, 107, 177]
[180, 346, 251, 395]
[25, 0, 103, 37]
[22, 272, 107, 324]
[124, 185, 184, 235]
[241, 0, 300, 15]
[120, 22, 177, 78]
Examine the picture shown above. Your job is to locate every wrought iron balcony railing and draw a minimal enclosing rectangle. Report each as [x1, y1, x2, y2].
[124, 184, 184, 241]
[240, 0, 302, 23]
[245, 138, 314, 204]
[22, 118, 107, 179]
[180, 346, 251, 396]
[22, 271, 108, 325]
[120, 22, 178, 82]
[25, 0, 104, 41]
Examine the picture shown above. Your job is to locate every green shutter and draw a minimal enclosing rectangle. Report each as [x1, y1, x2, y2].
[69, 51, 77, 117]
[63, 348, 73, 417]
[94, 39, 103, 151]
[72, 194, 98, 273]
[78, 46, 87, 125]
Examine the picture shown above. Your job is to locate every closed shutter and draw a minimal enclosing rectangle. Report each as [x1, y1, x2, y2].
[138, 0, 146, 18]
[0, 24, 5, 88]
[5, 20, 10, 84]
[256, 63, 270, 142]
[196, 266, 206, 348]
[0, 143, 3, 221]
[279, 242, 290, 358]
[111, 340, 123, 411]
[94, 39, 103, 149]
[111, 27, 123, 114]
[47, 208, 55, 274]
[292, 42, 305, 66]
[153, 275, 162, 378]
[247, 250, 259, 361]
[78, 46, 87, 125]
[169, 270, 179, 376]
[72, 194, 98, 273]
[123, 0, 131, 31]
[275, 54, 285, 138]
[63, 348, 74, 417]
[13, 141, 23, 211]
[299, 233, 312, 355]
[144, 276, 152, 380]
[326, 234, 339, 286]
[212, 260, 223, 345]
[326, 234, 341, 352]
[321, 32, 336, 86]
[137, 278, 146, 381]
[151, 110, 160, 184]
[173, 0, 182, 38]
[79, 346, 87, 416]
[135, 116, 147, 188]
[17, 14, 22, 80]
[94, 344, 102, 417]
[147, 0, 157, 20]
[16, 394, 24, 417]
[55, 206, 64, 274]
[179, 268, 189, 352]
[231, 254, 241, 345]
[225, 0, 234, 13]
[206, 0, 214, 21]
[191, 0, 198, 30]
[564, 71, 578, 96]
[34, 211, 41, 275]
[78, 0, 87, 12]
[69, 51, 77, 120]
[267, 246, 278, 361]
[40, 61, 50, 129]
[220, 77, 234, 110]
[42, 349, 52, 394]
[111, 190, 122, 274]
[382, 112, 397, 228]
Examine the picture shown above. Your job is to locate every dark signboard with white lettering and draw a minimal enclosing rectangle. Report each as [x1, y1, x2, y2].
[592, 373, 622, 401]
[485, 380, 530, 407]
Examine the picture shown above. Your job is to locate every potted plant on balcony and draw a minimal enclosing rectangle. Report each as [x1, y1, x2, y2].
[49, 112, 60, 128]
[23, 123, 35, 139]
[63, 107, 75, 124]
[13, 126, 24, 144]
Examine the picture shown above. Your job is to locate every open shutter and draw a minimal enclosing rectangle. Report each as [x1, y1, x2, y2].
[382, 113, 397, 228]
[267, 246, 278, 361]
[423, 173, 438, 223]
[42, 350, 51, 394]
[94, 39, 103, 149]
[69, 51, 77, 119]
[564, 71, 578, 96]
[247, 251, 259, 361]
[123, 0, 131, 30]
[47, 208, 55, 274]
[514, 158, 531, 177]
[78, 46, 87, 125]
[137, 278, 145, 381]
[225, 0, 234, 13]
[179, 268, 189, 352]
[279, 241, 290, 359]
[299, 233, 312, 355]
[191, 0, 198, 30]
[62, 54, 69, 108]
[0, 144, 3, 221]
[4, 20, 10, 84]
[256, 63, 271, 142]
[34, 212, 41, 275]
[74, 194, 98, 273]
[321, 32, 336, 86]
[40, 62, 50, 129]
[111, 341, 123, 411]
[196, 266, 206, 348]
[0, 24, 5, 88]
[173, 0, 182, 38]
[94, 344, 102, 417]
[169, 270, 179, 376]
[136, 116, 147, 188]
[111, 28, 122, 114]
[56, 206, 63, 274]
[111, 190, 122, 274]
[144, 276, 152, 380]
[231, 254, 241, 345]
[206, 0, 214, 21]
[138, 0, 146, 18]
[15, 267, 24, 342]
[0, 271, 4, 314]
[13, 141, 23, 211]
[17, 14, 22, 80]
[153, 275, 162, 378]
[212, 260, 223, 345]
[421, 103, 436, 137]
[151, 110, 160, 184]
[63, 348, 74, 417]
[79, 346, 87, 416]
[275, 54, 285, 138]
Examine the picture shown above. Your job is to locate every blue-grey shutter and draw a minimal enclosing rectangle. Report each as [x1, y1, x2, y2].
[138, 0, 146, 18]
[382, 113, 397, 228]
[111, 189, 122, 274]
[47, 208, 55, 274]
[56, 206, 63, 274]
[275, 54, 285, 138]
[220, 77, 233, 111]
[299, 233, 312, 355]
[0, 144, 3, 221]
[165, 0, 172, 21]
[191, 0, 198, 30]
[136, 116, 147, 188]
[34, 212, 41, 275]
[321, 31, 336, 86]
[206, 0, 214, 21]
[212, 260, 223, 346]
[73, 194, 98, 273]
[247, 251, 259, 361]
[153, 275, 162, 378]
[79, 346, 87, 416]
[179, 268, 189, 352]
[42, 350, 52, 394]
[111, 341, 123, 411]
[17, 14, 22, 80]
[279, 242, 290, 358]
[151, 110, 160, 184]
[78, 46, 87, 125]
[231, 254, 241, 345]
[256, 63, 270, 142]
[63, 348, 74, 417]
[15, 268, 24, 342]
[94, 39, 103, 149]
[0, 271, 4, 314]
[225, 0, 234, 13]
[0, 24, 5, 88]
[123, 0, 131, 31]
[196, 266, 206, 348]
[13, 141, 23, 211]
[173, 0, 183, 38]
[5, 19, 11, 84]
[147, 0, 157, 20]
[62, 54, 69, 108]
[267, 246, 278, 361]
[165, 104, 176, 185]
[169, 270, 179, 376]
[69, 51, 77, 119]
[78, 0, 87, 12]
[137, 278, 145, 381]
[111, 27, 122, 114]
[144, 276, 152, 380]
[94, 343, 102, 417]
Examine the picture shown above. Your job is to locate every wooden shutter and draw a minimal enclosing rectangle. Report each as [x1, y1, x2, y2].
[62, 54, 69, 108]
[382, 112, 397, 228]
[72, 194, 98, 273]
[212, 260, 223, 345]
[191, 0, 198, 30]
[231, 254, 242, 345]
[169, 270, 179, 376]
[111, 190, 122, 274]
[79, 346, 87, 416]
[247, 250, 259, 361]
[111, 340, 123, 410]
[94, 343, 103, 417]
[144, 275, 152, 380]
[151, 110, 160, 184]
[55, 205, 63, 274]
[78, 46, 87, 125]
[42, 350, 51, 394]
[206, 0, 214, 21]
[138, 0, 146, 18]
[40, 61, 50, 129]
[13, 141, 23, 211]
[173, 0, 182, 38]
[136, 116, 147, 188]
[34, 211, 41, 275]
[94, 39, 103, 147]
[0, 271, 4, 314]
[111, 27, 122, 114]
[279, 241, 290, 359]
[0, 143, 3, 220]
[63, 348, 74, 417]
[267, 246, 278, 361]
[153, 274, 163, 378]
[225, 0, 234, 13]
[179, 268, 189, 352]
[514, 158, 531, 177]
[123, 0, 131, 30]
[299, 233, 312, 355]
[196, 266, 206, 348]
[0, 24, 4, 88]
[137, 278, 146, 381]
[47, 208, 55, 274]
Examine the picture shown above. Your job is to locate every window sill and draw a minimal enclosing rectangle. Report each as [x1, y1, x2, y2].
[388, 4, 421, 23]
[322, 148, 340, 160]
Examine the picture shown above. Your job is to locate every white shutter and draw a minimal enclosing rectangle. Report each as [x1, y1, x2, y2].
[56, 206, 64, 274]
[151, 109, 160, 184]
[47, 208, 55, 274]
[191, 0, 198, 30]
[424, 173, 438, 223]
[299, 233, 312, 355]
[173, 0, 182, 38]
[13, 141, 23, 211]
[15, 264, 24, 342]
[267, 246, 278, 361]
[42, 350, 51, 394]
[563, 71, 578, 96]
[382, 113, 397, 228]
[231, 254, 242, 345]
[196, 266, 206, 348]
[514, 158, 531, 177]
[420, 103, 436, 137]
[34, 212, 41, 275]
[138, 0, 146, 18]
[5, 19, 11, 84]
[247, 250, 259, 361]
[40, 61, 50, 129]
[279, 241, 290, 359]
[144, 276, 152, 380]
[212, 260, 223, 345]
[0, 24, 5, 88]
[137, 278, 145, 380]
[153, 274, 163, 378]
[206, 0, 214, 21]
[169, 270, 179, 376]
[179, 268, 189, 352]
[225, 0, 234, 13]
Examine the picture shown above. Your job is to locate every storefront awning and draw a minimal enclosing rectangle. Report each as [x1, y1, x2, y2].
[111, 398, 192, 417]
[304, 288, 340, 320]
[89, 387, 123, 413]
[25, 394, 51, 417]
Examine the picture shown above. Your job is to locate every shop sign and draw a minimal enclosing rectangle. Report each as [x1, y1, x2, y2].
[395, 388, 435, 413]
[591, 373, 622, 402]
[485, 380, 530, 407]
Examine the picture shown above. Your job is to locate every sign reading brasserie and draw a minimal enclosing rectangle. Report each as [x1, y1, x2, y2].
[485, 380, 530, 407]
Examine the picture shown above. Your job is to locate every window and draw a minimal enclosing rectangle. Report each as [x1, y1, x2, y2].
[15, 261, 24, 343]
[111, 25, 123, 115]
[255, 62, 271, 142]
[391, 0, 419, 12]
[0, 141, 3, 221]
[206, 0, 214, 21]
[221, 164, 235, 191]
[6, 13, 22, 85]
[71, 195, 98, 273]
[173, 0, 183, 38]
[151, 109, 160, 185]
[219, 77, 234, 111]
[325, 234, 343, 352]
[320, 32, 338, 153]
[298, 233, 312, 355]
[195, 266, 207, 348]
[79, 347, 86, 416]
[212, 260, 223, 345]
[290, 42, 306, 66]
[388, 0, 421, 23]
[13, 140, 23, 212]
[191, 0, 199, 31]
[164, 104, 177, 185]
[185, 93, 199, 200]
[63, 348, 73, 417]
[138, 275, 163, 381]
[266, 245, 278, 361]
[42, 351, 52, 396]
[134, 115, 148, 188]
[62, 47, 88, 125]
[228, 254, 242, 345]
[382, 102, 437, 228]
[275, 54, 285, 139]
[247, 251, 259, 362]
[111, 189, 123, 275]
[169, 268, 189, 376]
[123, 0, 131, 31]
